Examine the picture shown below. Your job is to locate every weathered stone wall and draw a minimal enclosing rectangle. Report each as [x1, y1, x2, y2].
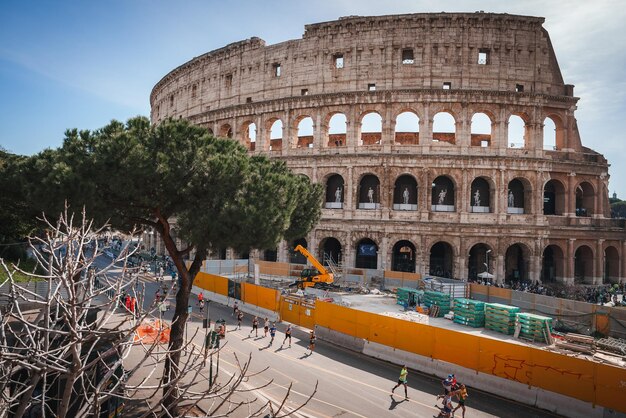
[151, 12, 625, 285]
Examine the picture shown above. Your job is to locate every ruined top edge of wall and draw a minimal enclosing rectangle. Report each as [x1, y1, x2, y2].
[303, 12, 545, 38]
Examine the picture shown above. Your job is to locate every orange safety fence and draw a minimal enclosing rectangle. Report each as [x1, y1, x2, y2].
[194, 272, 229, 296]
[134, 320, 170, 344]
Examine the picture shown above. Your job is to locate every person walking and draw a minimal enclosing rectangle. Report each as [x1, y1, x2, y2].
[452, 383, 468, 418]
[269, 323, 277, 345]
[282, 324, 292, 347]
[263, 317, 270, 337]
[237, 310, 244, 330]
[307, 330, 316, 353]
[251, 316, 259, 337]
[391, 365, 409, 399]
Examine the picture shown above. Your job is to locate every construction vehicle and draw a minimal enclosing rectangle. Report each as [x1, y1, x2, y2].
[289, 245, 336, 289]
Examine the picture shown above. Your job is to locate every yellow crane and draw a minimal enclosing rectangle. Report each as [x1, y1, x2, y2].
[290, 245, 335, 289]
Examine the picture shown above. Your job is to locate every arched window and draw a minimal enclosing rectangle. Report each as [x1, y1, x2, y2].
[393, 175, 418, 210]
[328, 113, 347, 147]
[325, 174, 345, 209]
[392, 240, 416, 272]
[507, 179, 528, 214]
[471, 113, 492, 147]
[470, 177, 491, 212]
[508, 115, 526, 148]
[429, 242, 454, 278]
[320, 237, 342, 266]
[505, 243, 530, 284]
[543, 117, 557, 150]
[243, 122, 256, 151]
[431, 176, 455, 212]
[576, 182, 595, 217]
[263, 248, 278, 262]
[360, 112, 382, 145]
[468, 243, 493, 282]
[432, 112, 456, 144]
[542, 245, 564, 283]
[355, 238, 378, 269]
[358, 174, 380, 209]
[574, 245, 594, 284]
[268, 119, 283, 151]
[543, 179, 565, 215]
[394, 111, 419, 145]
[220, 124, 233, 139]
[296, 116, 314, 148]
[604, 246, 620, 284]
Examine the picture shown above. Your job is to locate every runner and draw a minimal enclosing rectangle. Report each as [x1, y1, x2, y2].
[237, 310, 244, 330]
[269, 323, 277, 345]
[307, 330, 316, 353]
[441, 374, 455, 395]
[282, 324, 292, 347]
[452, 383, 468, 418]
[251, 316, 259, 337]
[199, 299, 205, 313]
[233, 301, 239, 316]
[263, 317, 269, 337]
[197, 292, 204, 306]
[434, 393, 453, 418]
[391, 365, 409, 399]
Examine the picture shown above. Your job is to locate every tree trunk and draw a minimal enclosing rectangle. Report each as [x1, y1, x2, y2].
[157, 217, 206, 413]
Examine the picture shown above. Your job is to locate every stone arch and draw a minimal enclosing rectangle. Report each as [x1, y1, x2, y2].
[470, 112, 493, 147]
[295, 115, 314, 149]
[544, 179, 566, 215]
[357, 174, 381, 209]
[319, 237, 343, 265]
[266, 118, 283, 151]
[241, 120, 257, 151]
[290, 238, 308, 264]
[219, 123, 233, 139]
[541, 244, 565, 283]
[507, 114, 527, 148]
[604, 245, 620, 284]
[468, 243, 494, 281]
[470, 177, 492, 212]
[360, 111, 382, 145]
[392, 240, 416, 272]
[325, 174, 345, 208]
[393, 174, 418, 210]
[507, 178, 531, 214]
[394, 110, 420, 145]
[327, 112, 347, 147]
[543, 113, 565, 150]
[505, 243, 531, 284]
[431, 175, 455, 211]
[574, 245, 594, 284]
[207, 127, 214, 136]
[575, 181, 595, 217]
[263, 248, 278, 262]
[429, 241, 455, 278]
[432, 111, 456, 144]
[355, 238, 378, 269]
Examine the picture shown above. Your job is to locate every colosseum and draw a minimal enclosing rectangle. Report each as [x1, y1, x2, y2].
[150, 12, 626, 285]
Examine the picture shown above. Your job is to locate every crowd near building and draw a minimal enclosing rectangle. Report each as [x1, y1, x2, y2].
[149, 12, 626, 285]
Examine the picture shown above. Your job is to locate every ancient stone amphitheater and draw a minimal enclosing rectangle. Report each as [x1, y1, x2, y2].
[151, 12, 625, 285]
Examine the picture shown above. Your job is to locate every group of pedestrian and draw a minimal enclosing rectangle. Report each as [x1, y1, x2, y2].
[435, 373, 468, 418]
[119, 291, 138, 317]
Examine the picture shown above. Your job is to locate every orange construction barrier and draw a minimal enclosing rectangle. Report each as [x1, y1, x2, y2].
[134, 319, 170, 344]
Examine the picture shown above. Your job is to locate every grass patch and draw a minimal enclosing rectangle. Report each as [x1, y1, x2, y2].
[0, 258, 45, 282]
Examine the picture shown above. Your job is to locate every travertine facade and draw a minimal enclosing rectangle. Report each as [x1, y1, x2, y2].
[151, 12, 626, 285]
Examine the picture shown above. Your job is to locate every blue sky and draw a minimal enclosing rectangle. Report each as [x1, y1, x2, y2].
[1, 0, 625, 194]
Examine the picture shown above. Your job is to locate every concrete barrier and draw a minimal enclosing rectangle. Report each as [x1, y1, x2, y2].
[315, 326, 365, 353]
[191, 286, 279, 322]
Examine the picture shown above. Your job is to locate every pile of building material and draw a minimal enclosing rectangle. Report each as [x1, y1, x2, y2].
[452, 298, 485, 328]
[596, 336, 626, 356]
[555, 333, 595, 354]
[424, 290, 451, 318]
[485, 303, 520, 335]
[382, 311, 429, 324]
[515, 313, 553, 343]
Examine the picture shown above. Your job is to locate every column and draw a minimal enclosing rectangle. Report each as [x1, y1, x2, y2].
[255, 115, 264, 153]
[313, 109, 323, 149]
[621, 241, 626, 284]
[346, 166, 354, 217]
[565, 239, 575, 284]
[281, 109, 291, 155]
[596, 239, 605, 284]
[346, 105, 359, 150]
[456, 105, 471, 148]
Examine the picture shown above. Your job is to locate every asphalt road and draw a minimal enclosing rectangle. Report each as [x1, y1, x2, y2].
[99, 255, 562, 418]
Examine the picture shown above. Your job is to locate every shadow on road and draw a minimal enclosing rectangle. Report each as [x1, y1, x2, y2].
[389, 394, 407, 410]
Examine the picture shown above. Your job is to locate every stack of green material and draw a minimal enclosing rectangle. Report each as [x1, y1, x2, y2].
[424, 290, 451, 317]
[516, 312, 553, 343]
[396, 287, 413, 308]
[453, 298, 485, 327]
[485, 303, 520, 334]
